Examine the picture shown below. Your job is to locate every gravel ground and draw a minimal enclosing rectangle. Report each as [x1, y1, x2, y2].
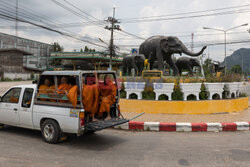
[1, 81, 249, 123]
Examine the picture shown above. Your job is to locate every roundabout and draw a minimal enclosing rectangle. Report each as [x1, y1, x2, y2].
[120, 97, 248, 114]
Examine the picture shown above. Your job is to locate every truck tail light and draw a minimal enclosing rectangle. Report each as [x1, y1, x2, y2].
[79, 112, 85, 126]
[80, 118, 85, 126]
[79, 112, 84, 119]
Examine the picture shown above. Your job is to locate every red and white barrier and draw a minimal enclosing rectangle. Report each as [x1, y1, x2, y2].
[114, 121, 250, 132]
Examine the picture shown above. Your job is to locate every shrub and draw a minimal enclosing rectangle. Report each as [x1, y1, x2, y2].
[199, 83, 208, 100]
[13, 78, 22, 81]
[172, 80, 183, 100]
[205, 73, 243, 83]
[142, 80, 155, 100]
[119, 82, 126, 98]
[30, 72, 35, 80]
[239, 92, 248, 97]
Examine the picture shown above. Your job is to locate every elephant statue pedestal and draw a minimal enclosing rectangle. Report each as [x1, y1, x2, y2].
[124, 82, 146, 99]
[180, 83, 202, 100]
[204, 83, 224, 100]
[153, 83, 174, 100]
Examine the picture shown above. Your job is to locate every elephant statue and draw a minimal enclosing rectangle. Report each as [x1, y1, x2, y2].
[212, 61, 225, 73]
[122, 54, 145, 76]
[175, 57, 201, 75]
[139, 36, 207, 75]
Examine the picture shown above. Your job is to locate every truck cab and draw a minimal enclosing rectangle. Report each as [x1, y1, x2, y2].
[0, 71, 129, 143]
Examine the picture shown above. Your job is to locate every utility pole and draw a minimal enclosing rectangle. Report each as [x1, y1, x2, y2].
[105, 7, 121, 71]
[191, 33, 194, 52]
[15, 0, 18, 48]
[203, 23, 248, 75]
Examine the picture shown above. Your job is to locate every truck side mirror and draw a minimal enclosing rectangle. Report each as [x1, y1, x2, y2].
[32, 80, 37, 84]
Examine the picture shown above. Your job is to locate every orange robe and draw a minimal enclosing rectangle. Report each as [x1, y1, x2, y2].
[39, 85, 50, 93]
[82, 84, 99, 116]
[57, 83, 71, 94]
[39, 85, 51, 101]
[67, 85, 78, 108]
[10, 96, 19, 103]
[57, 83, 71, 103]
[49, 85, 55, 92]
[98, 82, 116, 116]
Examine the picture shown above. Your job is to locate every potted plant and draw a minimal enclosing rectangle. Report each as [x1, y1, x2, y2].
[204, 75, 225, 100]
[124, 78, 146, 99]
[153, 78, 175, 100]
[179, 77, 202, 100]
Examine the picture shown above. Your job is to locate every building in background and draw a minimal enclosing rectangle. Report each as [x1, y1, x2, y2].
[0, 32, 51, 72]
[0, 48, 39, 80]
[50, 51, 123, 71]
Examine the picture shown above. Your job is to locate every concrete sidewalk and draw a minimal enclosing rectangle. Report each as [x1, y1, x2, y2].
[122, 107, 250, 123]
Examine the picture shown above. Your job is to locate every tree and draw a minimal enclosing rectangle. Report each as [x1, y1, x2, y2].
[230, 65, 242, 74]
[203, 58, 213, 77]
[51, 42, 64, 52]
[84, 46, 89, 52]
[49, 58, 62, 66]
[80, 48, 83, 52]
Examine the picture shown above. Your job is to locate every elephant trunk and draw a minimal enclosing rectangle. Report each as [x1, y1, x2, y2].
[182, 46, 207, 57]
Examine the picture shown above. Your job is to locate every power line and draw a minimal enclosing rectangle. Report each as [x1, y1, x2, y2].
[0, 1, 105, 46]
[121, 4, 250, 21]
[120, 8, 250, 23]
[3, 0, 105, 27]
[117, 38, 250, 48]
[119, 30, 146, 40]
[0, 12, 107, 48]
[62, 0, 101, 21]
[50, 0, 105, 28]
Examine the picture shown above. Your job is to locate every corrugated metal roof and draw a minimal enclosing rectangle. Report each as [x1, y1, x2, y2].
[42, 70, 116, 75]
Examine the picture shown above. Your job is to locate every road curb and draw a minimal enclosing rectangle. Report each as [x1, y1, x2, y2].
[114, 121, 250, 132]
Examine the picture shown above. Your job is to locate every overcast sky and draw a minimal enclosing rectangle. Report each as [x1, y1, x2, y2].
[0, 0, 250, 62]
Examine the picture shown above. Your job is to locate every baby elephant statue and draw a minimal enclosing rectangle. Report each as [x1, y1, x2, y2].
[122, 54, 145, 76]
[175, 57, 201, 75]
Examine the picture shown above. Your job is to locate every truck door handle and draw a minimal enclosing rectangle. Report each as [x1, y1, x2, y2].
[13, 108, 18, 111]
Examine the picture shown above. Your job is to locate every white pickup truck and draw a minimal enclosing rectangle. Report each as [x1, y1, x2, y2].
[0, 71, 132, 144]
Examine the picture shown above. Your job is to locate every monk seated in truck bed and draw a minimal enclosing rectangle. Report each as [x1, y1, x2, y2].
[98, 75, 116, 120]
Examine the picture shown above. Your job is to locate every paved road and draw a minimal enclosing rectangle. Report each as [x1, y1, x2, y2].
[0, 127, 249, 167]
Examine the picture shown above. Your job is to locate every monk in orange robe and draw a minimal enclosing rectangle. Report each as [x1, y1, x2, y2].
[57, 77, 71, 94]
[39, 78, 53, 101]
[39, 78, 51, 94]
[67, 75, 99, 118]
[82, 75, 99, 118]
[98, 75, 116, 119]
[57, 77, 71, 103]
[67, 85, 78, 108]
[10, 96, 19, 103]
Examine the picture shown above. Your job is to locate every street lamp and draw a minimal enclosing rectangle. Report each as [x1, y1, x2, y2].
[203, 23, 248, 74]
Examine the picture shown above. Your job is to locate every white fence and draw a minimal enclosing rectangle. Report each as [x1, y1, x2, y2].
[3, 72, 39, 80]
[123, 82, 248, 100]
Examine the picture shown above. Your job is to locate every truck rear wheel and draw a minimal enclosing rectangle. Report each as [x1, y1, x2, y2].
[41, 119, 61, 144]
